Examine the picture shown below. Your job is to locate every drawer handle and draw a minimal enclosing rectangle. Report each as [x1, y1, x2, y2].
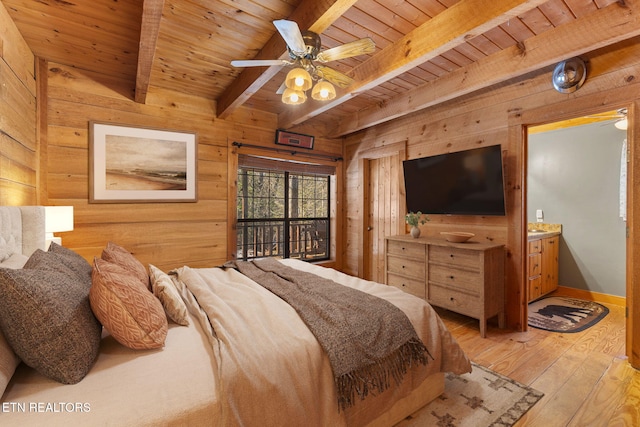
[450, 297, 455, 302]
[449, 275, 455, 280]
[449, 254, 455, 258]
[402, 265, 406, 269]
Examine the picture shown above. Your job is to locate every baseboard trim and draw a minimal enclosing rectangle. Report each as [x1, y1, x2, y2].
[552, 286, 625, 307]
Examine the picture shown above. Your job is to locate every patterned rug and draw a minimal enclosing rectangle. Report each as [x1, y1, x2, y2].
[528, 296, 609, 333]
[397, 363, 543, 427]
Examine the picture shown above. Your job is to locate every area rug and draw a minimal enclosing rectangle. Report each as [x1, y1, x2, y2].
[397, 363, 544, 427]
[528, 296, 609, 333]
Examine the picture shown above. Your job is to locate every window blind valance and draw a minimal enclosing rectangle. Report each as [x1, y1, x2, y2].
[238, 154, 336, 176]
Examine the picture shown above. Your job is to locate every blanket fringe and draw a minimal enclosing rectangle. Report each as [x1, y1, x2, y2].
[336, 338, 433, 411]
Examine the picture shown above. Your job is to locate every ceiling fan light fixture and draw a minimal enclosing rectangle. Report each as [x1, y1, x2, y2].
[311, 80, 336, 101]
[285, 68, 312, 91]
[282, 87, 306, 105]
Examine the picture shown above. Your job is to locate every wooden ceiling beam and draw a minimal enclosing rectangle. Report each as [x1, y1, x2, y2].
[330, 0, 640, 136]
[215, 0, 359, 119]
[277, 0, 549, 129]
[134, 0, 165, 104]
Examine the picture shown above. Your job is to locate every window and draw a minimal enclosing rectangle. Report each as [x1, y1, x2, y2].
[236, 156, 332, 261]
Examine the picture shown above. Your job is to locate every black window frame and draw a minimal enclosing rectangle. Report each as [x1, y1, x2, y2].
[236, 167, 331, 262]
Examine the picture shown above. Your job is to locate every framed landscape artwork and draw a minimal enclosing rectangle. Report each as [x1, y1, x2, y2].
[89, 122, 197, 203]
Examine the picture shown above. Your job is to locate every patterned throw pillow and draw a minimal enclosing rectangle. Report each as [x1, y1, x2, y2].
[0, 249, 102, 384]
[90, 258, 167, 350]
[149, 264, 189, 326]
[101, 241, 150, 290]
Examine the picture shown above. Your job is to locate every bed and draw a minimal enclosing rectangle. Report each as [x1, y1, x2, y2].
[0, 206, 471, 426]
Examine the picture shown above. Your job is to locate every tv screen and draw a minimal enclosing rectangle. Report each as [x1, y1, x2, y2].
[403, 145, 506, 216]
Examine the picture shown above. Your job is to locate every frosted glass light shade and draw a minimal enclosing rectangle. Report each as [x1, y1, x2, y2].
[311, 80, 336, 101]
[285, 68, 312, 91]
[282, 88, 307, 105]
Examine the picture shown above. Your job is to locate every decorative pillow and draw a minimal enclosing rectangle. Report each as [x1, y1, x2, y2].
[90, 258, 167, 350]
[0, 329, 20, 397]
[0, 251, 102, 384]
[149, 264, 189, 326]
[101, 242, 150, 290]
[47, 242, 93, 285]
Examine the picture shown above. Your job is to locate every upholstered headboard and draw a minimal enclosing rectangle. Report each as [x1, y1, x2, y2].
[0, 206, 47, 261]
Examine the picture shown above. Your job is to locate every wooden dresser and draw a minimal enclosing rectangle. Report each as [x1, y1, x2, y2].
[385, 234, 505, 338]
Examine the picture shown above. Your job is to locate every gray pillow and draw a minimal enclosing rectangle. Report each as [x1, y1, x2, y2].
[0, 249, 101, 384]
[47, 242, 93, 285]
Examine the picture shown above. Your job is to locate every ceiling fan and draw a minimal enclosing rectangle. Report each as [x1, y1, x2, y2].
[586, 108, 628, 130]
[231, 20, 375, 104]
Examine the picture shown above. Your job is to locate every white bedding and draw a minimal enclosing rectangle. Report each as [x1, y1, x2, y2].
[170, 258, 471, 426]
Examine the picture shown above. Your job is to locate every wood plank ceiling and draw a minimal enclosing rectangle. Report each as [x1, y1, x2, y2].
[2, 0, 637, 137]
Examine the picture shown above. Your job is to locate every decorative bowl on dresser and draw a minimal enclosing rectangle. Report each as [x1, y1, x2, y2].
[440, 231, 475, 243]
[385, 234, 505, 338]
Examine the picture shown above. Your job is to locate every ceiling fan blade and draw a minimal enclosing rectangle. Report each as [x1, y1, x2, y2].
[231, 59, 288, 67]
[316, 38, 376, 62]
[273, 20, 307, 56]
[315, 65, 354, 89]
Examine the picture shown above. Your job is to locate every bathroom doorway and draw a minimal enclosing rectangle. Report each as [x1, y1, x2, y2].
[526, 113, 627, 302]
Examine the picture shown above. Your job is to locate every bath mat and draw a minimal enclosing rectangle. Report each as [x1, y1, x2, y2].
[528, 296, 609, 333]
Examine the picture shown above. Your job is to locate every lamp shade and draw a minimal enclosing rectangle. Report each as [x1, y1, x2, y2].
[311, 80, 336, 101]
[45, 206, 74, 233]
[285, 68, 312, 91]
[282, 88, 307, 105]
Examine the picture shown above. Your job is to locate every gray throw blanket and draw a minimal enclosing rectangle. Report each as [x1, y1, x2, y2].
[225, 258, 432, 410]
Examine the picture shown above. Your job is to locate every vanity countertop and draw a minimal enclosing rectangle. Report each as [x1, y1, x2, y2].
[527, 223, 562, 241]
[527, 230, 561, 241]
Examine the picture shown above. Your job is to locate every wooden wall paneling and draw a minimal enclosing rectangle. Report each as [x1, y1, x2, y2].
[0, 2, 37, 206]
[0, 2, 35, 95]
[0, 62, 36, 149]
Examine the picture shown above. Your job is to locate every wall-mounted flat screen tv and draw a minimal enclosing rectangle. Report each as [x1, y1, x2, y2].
[403, 145, 506, 216]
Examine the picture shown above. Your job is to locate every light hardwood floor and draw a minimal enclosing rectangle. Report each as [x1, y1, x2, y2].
[435, 301, 640, 426]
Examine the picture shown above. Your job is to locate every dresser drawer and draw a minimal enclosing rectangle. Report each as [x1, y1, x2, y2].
[386, 255, 425, 279]
[429, 264, 481, 293]
[387, 273, 426, 299]
[429, 246, 479, 269]
[428, 284, 480, 318]
[387, 239, 426, 258]
[528, 253, 541, 277]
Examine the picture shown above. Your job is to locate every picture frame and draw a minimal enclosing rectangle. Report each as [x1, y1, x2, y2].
[89, 121, 197, 203]
[275, 129, 314, 150]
